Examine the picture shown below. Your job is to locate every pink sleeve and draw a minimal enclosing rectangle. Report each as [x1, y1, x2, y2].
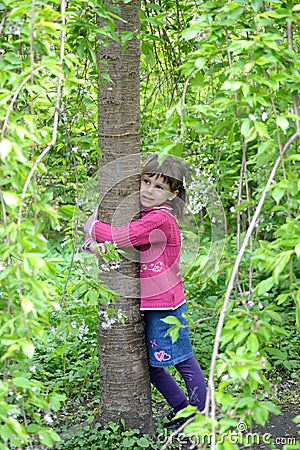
[91, 210, 171, 248]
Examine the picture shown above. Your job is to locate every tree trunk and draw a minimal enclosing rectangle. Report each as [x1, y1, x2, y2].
[96, 0, 155, 434]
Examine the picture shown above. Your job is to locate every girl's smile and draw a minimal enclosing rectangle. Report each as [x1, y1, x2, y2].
[140, 174, 178, 208]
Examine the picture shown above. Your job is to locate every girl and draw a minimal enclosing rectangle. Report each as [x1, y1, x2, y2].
[83, 155, 206, 429]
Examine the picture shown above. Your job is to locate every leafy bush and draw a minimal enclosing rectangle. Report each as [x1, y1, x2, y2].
[54, 422, 160, 450]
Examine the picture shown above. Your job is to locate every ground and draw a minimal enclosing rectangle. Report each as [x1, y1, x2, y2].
[249, 375, 299, 450]
[31, 374, 299, 449]
[250, 406, 299, 450]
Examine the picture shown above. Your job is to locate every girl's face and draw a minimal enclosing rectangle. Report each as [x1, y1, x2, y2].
[140, 174, 178, 208]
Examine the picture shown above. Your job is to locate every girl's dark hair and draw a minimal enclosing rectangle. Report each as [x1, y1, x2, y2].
[142, 154, 187, 220]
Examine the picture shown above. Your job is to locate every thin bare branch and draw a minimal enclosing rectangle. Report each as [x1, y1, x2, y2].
[207, 130, 300, 449]
[1, 66, 45, 139]
[194, 312, 217, 325]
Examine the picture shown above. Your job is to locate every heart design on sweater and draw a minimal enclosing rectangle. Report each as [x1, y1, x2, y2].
[154, 350, 171, 362]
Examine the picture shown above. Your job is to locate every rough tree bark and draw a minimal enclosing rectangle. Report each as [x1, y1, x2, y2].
[96, 0, 155, 434]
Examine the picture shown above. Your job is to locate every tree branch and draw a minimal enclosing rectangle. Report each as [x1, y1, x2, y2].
[17, 0, 66, 225]
[1, 66, 44, 139]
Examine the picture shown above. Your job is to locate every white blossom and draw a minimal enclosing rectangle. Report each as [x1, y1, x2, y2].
[78, 321, 89, 339]
[43, 414, 53, 424]
[99, 309, 125, 329]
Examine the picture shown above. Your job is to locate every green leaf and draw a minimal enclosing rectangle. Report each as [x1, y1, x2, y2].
[222, 440, 237, 450]
[273, 251, 293, 281]
[100, 72, 113, 83]
[245, 126, 257, 142]
[21, 297, 36, 315]
[161, 316, 181, 326]
[276, 293, 289, 305]
[253, 408, 268, 426]
[264, 310, 282, 322]
[27, 424, 41, 433]
[4, 53, 22, 65]
[21, 341, 35, 359]
[194, 57, 206, 69]
[181, 25, 202, 41]
[220, 329, 235, 346]
[0, 139, 13, 160]
[6, 418, 27, 440]
[247, 334, 259, 353]
[252, 0, 264, 12]
[58, 205, 81, 219]
[139, 437, 153, 447]
[168, 327, 179, 343]
[272, 186, 286, 204]
[1, 423, 14, 441]
[50, 393, 67, 411]
[174, 405, 198, 418]
[241, 119, 251, 138]
[234, 330, 249, 346]
[12, 377, 32, 389]
[254, 121, 270, 139]
[38, 429, 61, 447]
[261, 401, 280, 415]
[2, 191, 20, 207]
[141, 42, 155, 67]
[276, 116, 289, 132]
[255, 277, 274, 295]
[88, 289, 98, 305]
[215, 391, 234, 406]
[221, 80, 243, 91]
[236, 396, 255, 409]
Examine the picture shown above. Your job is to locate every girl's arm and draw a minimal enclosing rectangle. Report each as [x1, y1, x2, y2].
[84, 210, 172, 248]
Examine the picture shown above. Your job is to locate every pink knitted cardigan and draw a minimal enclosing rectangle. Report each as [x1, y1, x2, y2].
[87, 205, 185, 310]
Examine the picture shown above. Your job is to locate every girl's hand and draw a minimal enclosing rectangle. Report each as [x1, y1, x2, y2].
[89, 241, 106, 254]
[82, 237, 106, 255]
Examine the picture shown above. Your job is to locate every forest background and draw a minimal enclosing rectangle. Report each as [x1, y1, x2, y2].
[0, 0, 299, 449]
